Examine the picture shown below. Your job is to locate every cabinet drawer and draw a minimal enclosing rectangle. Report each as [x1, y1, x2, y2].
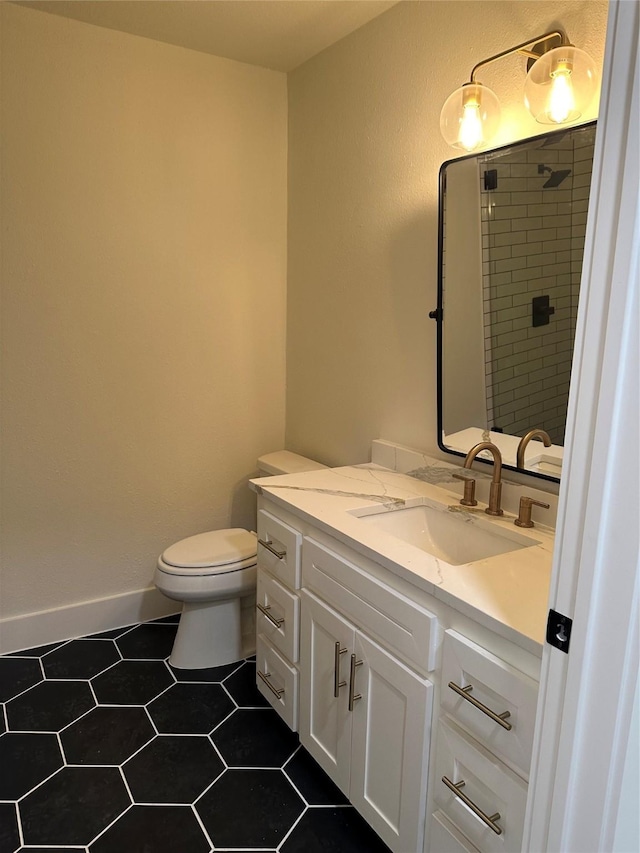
[257, 509, 302, 589]
[434, 720, 527, 853]
[256, 569, 300, 663]
[303, 537, 438, 672]
[441, 630, 538, 776]
[430, 810, 481, 853]
[256, 634, 298, 731]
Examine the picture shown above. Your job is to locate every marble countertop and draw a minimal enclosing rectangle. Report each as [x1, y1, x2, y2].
[250, 462, 555, 655]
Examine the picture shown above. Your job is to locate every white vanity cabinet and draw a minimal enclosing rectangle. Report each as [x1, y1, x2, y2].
[254, 507, 303, 729]
[253, 494, 542, 853]
[300, 550, 435, 853]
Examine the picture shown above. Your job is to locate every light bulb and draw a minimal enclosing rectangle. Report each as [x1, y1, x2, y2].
[548, 68, 575, 123]
[525, 45, 598, 125]
[459, 103, 483, 151]
[440, 83, 501, 151]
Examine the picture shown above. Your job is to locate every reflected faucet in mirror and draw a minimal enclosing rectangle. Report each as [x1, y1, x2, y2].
[517, 429, 552, 470]
[463, 442, 503, 516]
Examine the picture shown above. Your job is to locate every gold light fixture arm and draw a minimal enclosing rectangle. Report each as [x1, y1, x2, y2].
[470, 31, 567, 83]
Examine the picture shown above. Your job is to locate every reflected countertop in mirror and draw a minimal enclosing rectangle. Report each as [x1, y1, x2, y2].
[435, 122, 597, 482]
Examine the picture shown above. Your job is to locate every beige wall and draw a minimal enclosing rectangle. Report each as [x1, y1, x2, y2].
[286, 0, 607, 466]
[0, 5, 287, 619]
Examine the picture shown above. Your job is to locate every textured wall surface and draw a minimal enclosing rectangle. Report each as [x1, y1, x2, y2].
[286, 0, 608, 467]
[0, 5, 287, 618]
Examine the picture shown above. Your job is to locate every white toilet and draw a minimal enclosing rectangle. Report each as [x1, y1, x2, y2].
[154, 451, 326, 669]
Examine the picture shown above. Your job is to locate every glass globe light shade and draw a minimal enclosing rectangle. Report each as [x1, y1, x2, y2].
[524, 45, 598, 124]
[440, 82, 501, 152]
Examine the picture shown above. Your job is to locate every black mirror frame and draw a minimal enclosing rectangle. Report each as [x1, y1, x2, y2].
[434, 121, 597, 484]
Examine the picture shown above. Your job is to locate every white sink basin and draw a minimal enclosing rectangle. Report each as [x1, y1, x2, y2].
[355, 502, 536, 565]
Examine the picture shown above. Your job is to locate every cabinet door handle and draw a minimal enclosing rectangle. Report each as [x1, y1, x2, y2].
[258, 538, 286, 560]
[257, 669, 285, 699]
[334, 641, 347, 697]
[256, 602, 285, 628]
[442, 776, 502, 835]
[448, 682, 512, 731]
[348, 653, 363, 711]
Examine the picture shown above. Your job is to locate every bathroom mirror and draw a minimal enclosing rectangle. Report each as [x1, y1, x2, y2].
[435, 121, 597, 482]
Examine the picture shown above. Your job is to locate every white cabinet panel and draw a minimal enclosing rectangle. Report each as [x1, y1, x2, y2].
[429, 810, 481, 853]
[256, 634, 299, 730]
[351, 631, 433, 853]
[257, 509, 302, 589]
[304, 537, 438, 672]
[441, 629, 538, 777]
[434, 719, 527, 853]
[299, 590, 353, 796]
[256, 570, 300, 662]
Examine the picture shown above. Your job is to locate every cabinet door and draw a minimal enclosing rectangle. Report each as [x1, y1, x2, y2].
[299, 590, 354, 796]
[350, 631, 433, 853]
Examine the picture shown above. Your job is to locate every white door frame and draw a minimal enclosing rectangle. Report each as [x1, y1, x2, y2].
[523, 2, 639, 850]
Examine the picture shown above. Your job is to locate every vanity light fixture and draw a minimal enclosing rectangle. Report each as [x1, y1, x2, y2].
[439, 31, 598, 151]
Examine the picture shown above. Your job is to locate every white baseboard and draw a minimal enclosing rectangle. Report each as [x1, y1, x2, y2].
[0, 587, 181, 655]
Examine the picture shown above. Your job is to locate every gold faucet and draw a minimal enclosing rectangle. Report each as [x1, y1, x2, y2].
[464, 442, 503, 516]
[516, 428, 552, 469]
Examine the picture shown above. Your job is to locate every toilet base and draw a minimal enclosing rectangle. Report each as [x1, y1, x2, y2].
[169, 597, 244, 669]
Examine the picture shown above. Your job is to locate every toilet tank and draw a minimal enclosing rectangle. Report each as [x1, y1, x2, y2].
[257, 451, 327, 477]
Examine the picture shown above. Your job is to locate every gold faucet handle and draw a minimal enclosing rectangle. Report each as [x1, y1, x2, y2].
[515, 496, 550, 528]
[452, 472, 477, 507]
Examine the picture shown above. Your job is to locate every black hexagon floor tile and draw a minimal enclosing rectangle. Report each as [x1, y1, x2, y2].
[223, 661, 270, 707]
[61, 706, 155, 765]
[6, 680, 95, 732]
[89, 805, 210, 853]
[0, 802, 20, 853]
[212, 707, 299, 767]
[115, 624, 177, 660]
[149, 614, 181, 624]
[86, 625, 136, 640]
[19, 766, 130, 846]
[1, 618, 361, 850]
[147, 682, 234, 734]
[0, 732, 64, 798]
[280, 806, 392, 852]
[196, 768, 304, 849]
[168, 660, 242, 682]
[91, 660, 173, 705]
[7, 641, 65, 657]
[42, 640, 120, 680]
[284, 747, 349, 805]
[16, 848, 87, 852]
[0, 657, 43, 701]
[123, 735, 224, 803]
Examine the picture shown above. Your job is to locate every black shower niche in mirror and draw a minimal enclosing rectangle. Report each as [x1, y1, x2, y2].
[434, 121, 597, 482]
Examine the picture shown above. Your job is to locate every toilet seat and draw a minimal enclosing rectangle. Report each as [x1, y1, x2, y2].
[159, 528, 257, 576]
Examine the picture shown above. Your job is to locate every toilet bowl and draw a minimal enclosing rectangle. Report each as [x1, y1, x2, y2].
[155, 451, 326, 669]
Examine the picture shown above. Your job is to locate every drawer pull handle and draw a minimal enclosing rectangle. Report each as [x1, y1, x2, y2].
[257, 669, 285, 699]
[448, 682, 513, 731]
[334, 641, 347, 698]
[257, 602, 285, 628]
[442, 776, 502, 835]
[348, 653, 363, 711]
[258, 538, 286, 560]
